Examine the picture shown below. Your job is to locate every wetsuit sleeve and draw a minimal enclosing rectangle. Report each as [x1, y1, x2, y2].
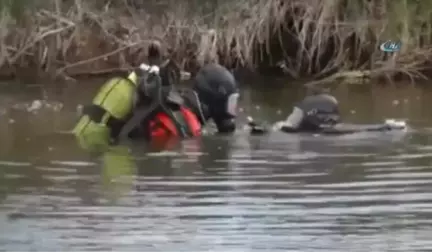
[179, 89, 208, 125]
[279, 106, 304, 132]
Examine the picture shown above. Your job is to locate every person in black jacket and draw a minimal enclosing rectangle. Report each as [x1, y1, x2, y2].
[248, 89, 406, 135]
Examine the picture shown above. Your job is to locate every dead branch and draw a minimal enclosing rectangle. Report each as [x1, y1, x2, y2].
[10, 24, 75, 62]
[55, 41, 146, 75]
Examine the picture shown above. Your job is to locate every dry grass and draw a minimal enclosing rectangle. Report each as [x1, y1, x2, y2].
[0, 0, 431, 83]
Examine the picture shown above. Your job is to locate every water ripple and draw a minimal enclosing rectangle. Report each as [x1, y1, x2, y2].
[2, 131, 432, 251]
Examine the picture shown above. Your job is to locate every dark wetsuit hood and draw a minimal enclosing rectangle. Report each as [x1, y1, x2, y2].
[296, 93, 341, 131]
[191, 63, 239, 133]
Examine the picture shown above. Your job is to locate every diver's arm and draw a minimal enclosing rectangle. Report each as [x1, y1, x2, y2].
[246, 107, 305, 135]
[320, 121, 405, 135]
[279, 107, 304, 133]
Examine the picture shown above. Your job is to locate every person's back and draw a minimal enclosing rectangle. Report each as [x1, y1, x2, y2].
[180, 63, 240, 134]
[117, 63, 202, 142]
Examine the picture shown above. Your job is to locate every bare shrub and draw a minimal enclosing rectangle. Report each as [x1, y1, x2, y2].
[0, 0, 430, 82]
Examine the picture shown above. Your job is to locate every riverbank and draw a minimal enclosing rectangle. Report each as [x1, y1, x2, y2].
[1, 0, 432, 84]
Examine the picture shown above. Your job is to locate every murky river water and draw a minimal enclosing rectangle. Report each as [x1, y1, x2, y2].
[1, 79, 432, 251]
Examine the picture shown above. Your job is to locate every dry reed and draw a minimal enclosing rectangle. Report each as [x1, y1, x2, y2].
[0, 0, 431, 83]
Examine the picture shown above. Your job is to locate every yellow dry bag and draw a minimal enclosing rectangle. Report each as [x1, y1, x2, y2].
[73, 73, 139, 152]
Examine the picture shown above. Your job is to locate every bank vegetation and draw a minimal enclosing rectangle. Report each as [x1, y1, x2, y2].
[0, 0, 431, 84]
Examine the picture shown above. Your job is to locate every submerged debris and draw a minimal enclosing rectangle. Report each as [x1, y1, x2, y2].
[27, 100, 43, 112]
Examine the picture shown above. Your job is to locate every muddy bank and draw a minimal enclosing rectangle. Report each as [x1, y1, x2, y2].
[1, 0, 432, 84]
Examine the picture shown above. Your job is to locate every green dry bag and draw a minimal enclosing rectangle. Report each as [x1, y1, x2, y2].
[72, 76, 138, 152]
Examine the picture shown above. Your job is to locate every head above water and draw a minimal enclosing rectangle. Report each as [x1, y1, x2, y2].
[134, 64, 163, 104]
[193, 63, 239, 133]
[295, 86, 340, 130]
[146, 40, 182, 88]
[147, 40, 163, 66]
[305, 86, 338, 105]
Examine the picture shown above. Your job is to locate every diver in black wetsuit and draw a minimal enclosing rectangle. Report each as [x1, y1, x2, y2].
[180, 63, 240, 134]
[266, 90, 406, 135]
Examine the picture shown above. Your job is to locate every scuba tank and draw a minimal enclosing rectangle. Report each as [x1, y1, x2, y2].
[72, 64, 153, 152]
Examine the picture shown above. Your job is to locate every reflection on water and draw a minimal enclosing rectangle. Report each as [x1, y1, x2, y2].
[1, 80, 432, 251]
